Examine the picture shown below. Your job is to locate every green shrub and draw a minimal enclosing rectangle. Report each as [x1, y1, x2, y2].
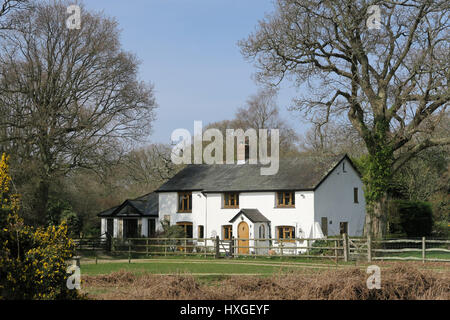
[0, 216, 81, 299]
[0, 153, 82, 300]
[309, 240, 334, 255]
[388, 200, 433, 237]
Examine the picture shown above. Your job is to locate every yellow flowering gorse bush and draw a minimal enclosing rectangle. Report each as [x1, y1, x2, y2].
[0, 153, 81, 299]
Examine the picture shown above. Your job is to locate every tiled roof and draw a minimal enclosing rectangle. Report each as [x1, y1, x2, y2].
[157, 154, 351, 192]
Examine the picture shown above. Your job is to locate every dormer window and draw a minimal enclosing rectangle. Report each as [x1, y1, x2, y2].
[223, 192, 239, 208]
[178, 192, 192, 212]
[276, 191, 295, 208]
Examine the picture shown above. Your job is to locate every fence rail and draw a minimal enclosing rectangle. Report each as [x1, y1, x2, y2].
[71, 234, 450, 263]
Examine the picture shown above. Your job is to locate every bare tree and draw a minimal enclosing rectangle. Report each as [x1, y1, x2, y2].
[0, 0, 29, 29]
[0, 1, 157, 224]
[236, 87, 280, 129]
[124, 144, 182, 189]
[239, 0, 449, 237]
[300, 122, 367, 158]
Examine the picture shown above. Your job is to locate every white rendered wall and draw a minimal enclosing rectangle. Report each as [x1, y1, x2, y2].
[100, 218, 106, 237]
[158, 190, 315, 252]
[158, 191, 206, 235]
[314, 158, 366, 236]
[205, 191, 315, 243]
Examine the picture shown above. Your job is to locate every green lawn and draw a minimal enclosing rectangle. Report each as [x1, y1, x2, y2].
[377, 250, 450, 260]
[81, 260, 324, 276]
[81, 257, 349, 275]
[81, 251, 349, 264]
[78, 249, 450, 277]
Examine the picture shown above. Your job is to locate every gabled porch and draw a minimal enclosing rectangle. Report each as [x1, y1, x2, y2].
[98, 193, 159, 239]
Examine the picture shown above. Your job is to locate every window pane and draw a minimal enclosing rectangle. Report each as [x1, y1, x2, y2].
[179, 195, 183, 210]
[284, 230, 290, 239]
[189, 194, 192, 210]
[148, 219, 156, 237]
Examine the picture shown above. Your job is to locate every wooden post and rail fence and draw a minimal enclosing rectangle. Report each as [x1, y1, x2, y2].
[72, 234, 450, 263]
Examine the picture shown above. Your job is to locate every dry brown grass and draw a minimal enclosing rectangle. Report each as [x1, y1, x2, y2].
[82, 264, 449, 300]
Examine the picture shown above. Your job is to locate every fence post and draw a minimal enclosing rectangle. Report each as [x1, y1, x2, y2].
[128, 240, 131, 264]
[230, 236, 234, 258]
[422, 236, 426, 263]
[280, 241, 284, 257]
[146, 239, 149, 257]
[215, 236, 220, 259]
[184, 238, 187, 257]
[164, 239, 167, 257]
[334, 240, 338, 263]
[367, 234, 372, 262]
[343, 233, 349, 262]
[204, 238, 207, 258]
[306, 239, 309, 255]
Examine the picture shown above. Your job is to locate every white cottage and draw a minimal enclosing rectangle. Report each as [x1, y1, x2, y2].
[99, 154, 366, 254]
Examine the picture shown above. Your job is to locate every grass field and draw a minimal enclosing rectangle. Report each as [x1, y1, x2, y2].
[80, 258, 357, 276]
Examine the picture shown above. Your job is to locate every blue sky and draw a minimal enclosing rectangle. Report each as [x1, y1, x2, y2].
[83, 0, 307, 144]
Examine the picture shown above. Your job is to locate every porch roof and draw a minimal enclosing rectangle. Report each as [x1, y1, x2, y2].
[229, 209, 270, 223]
[97, 192, 158, 218]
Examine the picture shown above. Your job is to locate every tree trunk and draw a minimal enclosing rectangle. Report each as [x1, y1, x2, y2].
[35, 178, 50, 226]
[365, 194, 388, 238]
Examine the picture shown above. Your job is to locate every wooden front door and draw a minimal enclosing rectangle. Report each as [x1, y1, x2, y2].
[238, 221, 249, 254]
[124, 219, 138, 238]
[321, 217, 328, 236]
[340, 222, 348, 235]
[106, 218, 114, 236]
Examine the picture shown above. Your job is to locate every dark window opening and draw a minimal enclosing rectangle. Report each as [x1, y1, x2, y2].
[198, 225, 204, 239]
[178, 192, 192, 212]
[123, 219, 138, 238]
[148, 219, 156, 237]
[177, 222, 193, 238]
[106, 218, 114, 236]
